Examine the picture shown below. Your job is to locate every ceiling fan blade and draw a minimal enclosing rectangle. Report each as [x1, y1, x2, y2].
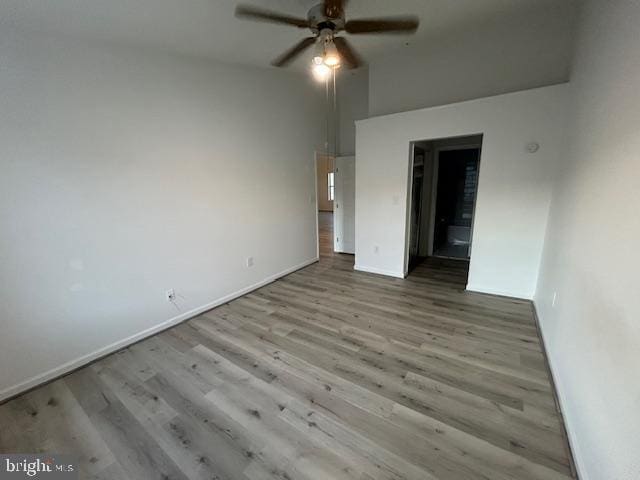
[345, 16, 419, 34]
[235, 4, 311, 28]
[333, 37, 362, 69]
[272, 37, 317, 67]
[324, 0, 345, 19]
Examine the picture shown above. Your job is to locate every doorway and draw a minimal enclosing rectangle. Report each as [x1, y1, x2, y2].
[406, 135, 482, 274]
[432, 147, 480, 259]
[315, 153, 356, 261]
[316, 154, 335, 257]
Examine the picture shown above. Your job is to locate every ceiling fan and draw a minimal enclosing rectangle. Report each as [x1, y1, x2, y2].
[235, 0, 419, 78]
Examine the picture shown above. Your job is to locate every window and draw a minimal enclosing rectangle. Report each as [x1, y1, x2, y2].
[328, 172, 335, 201]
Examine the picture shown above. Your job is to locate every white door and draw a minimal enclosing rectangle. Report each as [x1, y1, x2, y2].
[334, 156, 356, 254]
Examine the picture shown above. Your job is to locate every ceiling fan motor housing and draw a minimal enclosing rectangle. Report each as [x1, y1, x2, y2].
[308, 3, 345, 34]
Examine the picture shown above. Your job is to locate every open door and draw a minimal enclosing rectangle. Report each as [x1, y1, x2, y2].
[334, 156, 355, 254]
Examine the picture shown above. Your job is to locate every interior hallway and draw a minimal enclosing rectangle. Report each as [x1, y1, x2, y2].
[318, 211, 335, 258]
[0, 214, 574, 479]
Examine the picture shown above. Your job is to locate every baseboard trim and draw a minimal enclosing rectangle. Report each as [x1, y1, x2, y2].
[466, 283, 532, 300]
[531, 303, 582, 479]
[354, 264, 405, 279]
[0, 257, 319, 404]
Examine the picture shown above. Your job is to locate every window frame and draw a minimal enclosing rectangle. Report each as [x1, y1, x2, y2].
[328, 171, 335, 201]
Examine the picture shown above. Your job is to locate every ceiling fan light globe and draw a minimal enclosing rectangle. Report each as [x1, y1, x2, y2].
[323, 54, 341, 67]
[323, 40, 341, 67]
[311, 62, 331, 82]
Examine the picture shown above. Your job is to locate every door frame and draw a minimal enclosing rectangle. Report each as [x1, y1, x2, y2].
[403, 143, 416, 276]
[430, 143, 482, 259]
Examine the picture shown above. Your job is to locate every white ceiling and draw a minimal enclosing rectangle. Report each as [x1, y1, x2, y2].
[2, 0, 576, 70]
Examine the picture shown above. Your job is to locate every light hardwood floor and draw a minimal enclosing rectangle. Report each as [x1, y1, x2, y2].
[0, 214, 574, 479]
[318, 211, 335, 258]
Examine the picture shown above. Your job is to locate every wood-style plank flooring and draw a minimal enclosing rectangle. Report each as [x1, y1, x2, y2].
[0, 212, 574, 479]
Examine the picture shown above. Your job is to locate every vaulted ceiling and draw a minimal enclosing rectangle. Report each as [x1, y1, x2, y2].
[2, 0, 579, 69]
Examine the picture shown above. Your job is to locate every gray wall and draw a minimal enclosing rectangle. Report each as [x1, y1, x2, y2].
[368, 3, 578, 116]
[0, 27, 324, 399]
[535, 2, 640, 479]
[337, 68, 369, 156]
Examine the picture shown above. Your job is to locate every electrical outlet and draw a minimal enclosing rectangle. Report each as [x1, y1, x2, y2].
[246, 257, 254, 268]
[374, 245, 380, 254]
[166, 289, 176, 302]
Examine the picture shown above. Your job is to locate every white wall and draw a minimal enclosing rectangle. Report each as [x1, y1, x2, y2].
[355, 85, 568, 299]
[368, 3, 577, 117]
[0, 28, 324, 400]
[535, 2, 640, 479]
